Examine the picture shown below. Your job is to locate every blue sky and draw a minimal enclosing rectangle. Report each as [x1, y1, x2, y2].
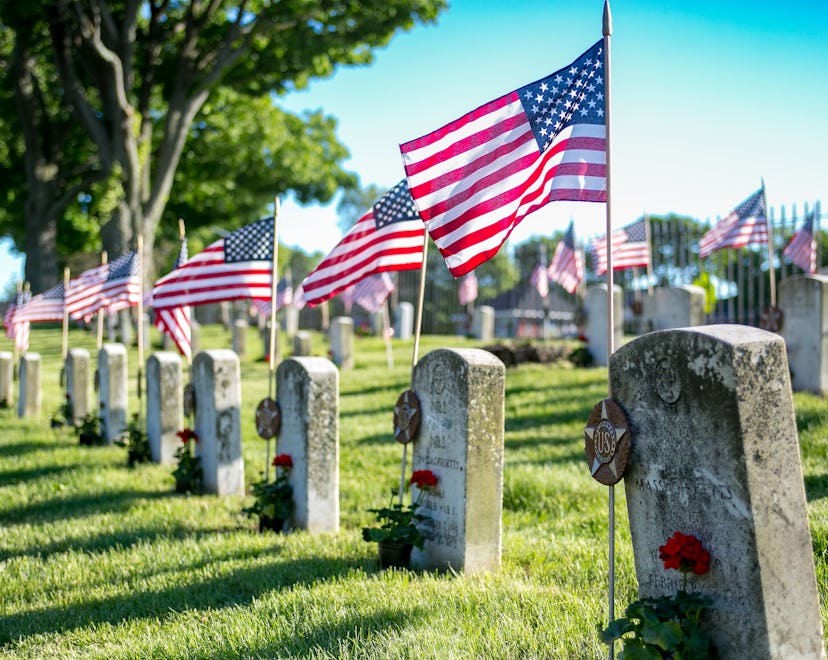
[2, 0, 826, 291]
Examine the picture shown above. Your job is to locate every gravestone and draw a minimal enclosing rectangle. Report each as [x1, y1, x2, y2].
[410, 348, 505, 573]
[0, 351, 13, 407]
[471, 305, 495, 341]
[193, 350, 245, 495]
[106, 313, 118, 342]
[232, 319, 247, 357]
[146, 352, 183, 464]
[285, 305, 299, 337]
[584, 283, 622, 366]
[293, 331, 312, 356]
[329, 317, 354, 370]
[98, 343, 128, 443]
[276, 357, 339, 532]
[779, 275, 828, 395]
[141, 313, 151, 351]
[119, 309, 133, 346]
[65, 348, 91, 425]
[260, 321, 281, 363]
[611, 325, 825, 659]
[17, 353, 41, 418]
[190, 319, 201, 355]
[650, 285, 706, 331]
[395, 302, 414, 340]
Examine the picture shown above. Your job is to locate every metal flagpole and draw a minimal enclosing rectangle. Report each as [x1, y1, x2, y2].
[762, 179, 777, 308]
[97, 251, 108, 350]
[266, 197, 281, 481]
[136, 235, 144, 412]
[603, 2, 616, 658]
[400, 232, 429, 505]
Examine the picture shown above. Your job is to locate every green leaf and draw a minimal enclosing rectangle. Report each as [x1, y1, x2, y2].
[600, 618, 635, 643]
[641, 620, 683, 651]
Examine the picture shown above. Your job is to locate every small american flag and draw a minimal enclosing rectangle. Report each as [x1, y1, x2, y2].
[530, 262, 550, 298]
[457, 271, 478, 306]
[300, 180, 425, 306]
[547, 222, 583, 294]
[591, 218, 650, 276]
[152, 218, 275, 310]
[154, 237, 191, 358]
[699, 189, 767, 259]
[783, 212, 817, 274]
[66, 251, 140, 321]
[4, 290, 31, 352]
[401, 40, 606, 277]
[13, 282, 64, 323]
[350, 273, 395, 314]
[251, 278, 294, 319]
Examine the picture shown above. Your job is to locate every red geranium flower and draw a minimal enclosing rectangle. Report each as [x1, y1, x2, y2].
[176, 428, 198, 444]
[659, 531, 710, 576]
[272, 454, 293, 469]
[410, 469, 438, 490]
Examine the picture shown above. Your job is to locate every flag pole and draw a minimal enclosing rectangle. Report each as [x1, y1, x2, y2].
[400, 232, 429, 504]
[13, 280, 22, 369]
[382, 299, 394, 369]
[178, 219, 192, 371]
[762, 179, 777, 308]
[61, 268, 70, 360]
[97, 251, 108, 350]
[603, 3, 616, 658]
[136, 234, 144, 411]
[266, 197, 281, 481]
[645, 214, 654, 296]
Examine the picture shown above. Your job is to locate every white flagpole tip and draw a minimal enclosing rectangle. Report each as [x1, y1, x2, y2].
[603, 0, 612, 37]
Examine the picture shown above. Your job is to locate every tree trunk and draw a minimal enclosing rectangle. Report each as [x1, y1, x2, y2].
[23, 183, 60, 293]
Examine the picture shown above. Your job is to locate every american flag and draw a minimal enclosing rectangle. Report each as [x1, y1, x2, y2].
[154, 237, 191, 358]
[4, 290, 31, 352]
[457, 271, 478, 306]
[300, 180, 425, 306]
[250, 278, 294, 319]
[293, 283, 306, 311]
[547, 222, 583, 294]
[530, 262, 550, 298]
[783, 212, 817, 274]
[151, 218, 275, 311]
[66, 251, 141, 321]
[591, 218, 650, 276]
[351, 273, 395, 314]
[400, 40, 606, 277]
[698, 189, 767, 259]
[13, 282, 64, 323]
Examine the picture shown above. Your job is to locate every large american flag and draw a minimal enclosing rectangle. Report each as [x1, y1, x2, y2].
[457, 271, 478, 306]
[547, 222, 583, 294]
[154, 237, 191, 358]
[66, 251, 140, 321]
[13, 282, 64, 323]
[783, 212, 817, 274]
[698, 189, 767, 259]
[151, 218, 275, 311]
[300, 180, 425, 306]
[591, 218, 650, 276]
[400, 40, 606, 277]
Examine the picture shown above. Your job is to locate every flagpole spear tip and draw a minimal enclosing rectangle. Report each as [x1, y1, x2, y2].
[603, 0, 612, 36]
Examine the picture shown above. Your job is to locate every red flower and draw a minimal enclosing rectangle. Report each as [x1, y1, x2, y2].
[659, 532, 710, 576]
[410, 469, 438, 490]
[273, 454, 293, 469]
[176, 428, 198, 444]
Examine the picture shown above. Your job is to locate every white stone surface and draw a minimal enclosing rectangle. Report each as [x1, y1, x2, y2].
[293, 331, 312, 356]
[650, 285, 706, 330]
[395, 302, 414, 340]
[584, 283, 623, 366]
[146, 352, 183, 464]
[329, 317, 354, 370]
[0, 351, 13, 407]
[779, 275, 828, 395]
[17, 353, 41, 418]
[471, 305, 495, 341]
[65, 349, 90, 425]
[98, 344, 128, 443]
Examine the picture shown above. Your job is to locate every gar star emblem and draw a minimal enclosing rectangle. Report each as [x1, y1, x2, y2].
[584, 399, 631, 486]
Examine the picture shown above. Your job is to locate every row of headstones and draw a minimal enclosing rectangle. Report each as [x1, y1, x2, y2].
[1, 323, 825, 655]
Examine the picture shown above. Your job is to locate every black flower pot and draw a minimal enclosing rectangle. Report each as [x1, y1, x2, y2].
[378, 541, 413, 569]
[258, 515, 286, 533]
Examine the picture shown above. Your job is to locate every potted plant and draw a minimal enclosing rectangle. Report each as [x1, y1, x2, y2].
[243, 453, 294, 532]
[601, 531, 714, 658]
[362, 469, 439, 569]
[172, 428, 202, 493]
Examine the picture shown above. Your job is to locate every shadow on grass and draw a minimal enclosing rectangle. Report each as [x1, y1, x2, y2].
[805, 473, 828, 502]
[0, 440, 51, 459]
[0, 463, 85, 488]
[0, 555, 367, 649]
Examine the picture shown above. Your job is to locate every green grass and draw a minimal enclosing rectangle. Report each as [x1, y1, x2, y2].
[0, 325, 826, 658]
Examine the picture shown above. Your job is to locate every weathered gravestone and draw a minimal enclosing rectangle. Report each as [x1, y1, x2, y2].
[329, 317, 354, 370]
[98, 343, 128, 443]
[293, 331, 312, 356]
[472, 305, 495, 342]
[232, 319, 248, 357]
[193, 350, 245, 495]
[260, 321, 281, 363]
[65, 348, 91, 425]
[395, 302, 414, 340]
[0, 351, 13, 407]
[146, 352, 183, 464]
[611, 325, 825, 659]
[190, 319, 201, 355]
[276, 357, 339, 531]
[585, 283, 622, 367]
[285, 305, 299, 337]
[410, 348, 505, 573]
[779, 274, 828, 395]
[17, 353, 41, 418]
[648, 284, 706, 331]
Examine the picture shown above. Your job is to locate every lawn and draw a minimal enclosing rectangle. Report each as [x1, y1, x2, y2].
[0, 324, 826, 658]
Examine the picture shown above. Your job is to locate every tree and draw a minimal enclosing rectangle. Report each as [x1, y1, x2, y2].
[0, 0, 447, 291]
